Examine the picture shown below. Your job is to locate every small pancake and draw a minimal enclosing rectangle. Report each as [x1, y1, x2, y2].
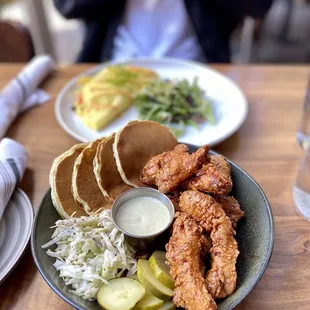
[113, 121, 178, 187]
[94, 134, 132, 202]
[72, 139, 111, 214]
[49, 143, 87, 219]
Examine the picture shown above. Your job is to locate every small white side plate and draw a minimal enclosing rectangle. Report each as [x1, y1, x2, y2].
[55, 58, 248, 146]
[0, 188, 33, 284]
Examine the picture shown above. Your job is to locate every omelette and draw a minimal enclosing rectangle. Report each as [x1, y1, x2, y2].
[74, 65, 158, 130]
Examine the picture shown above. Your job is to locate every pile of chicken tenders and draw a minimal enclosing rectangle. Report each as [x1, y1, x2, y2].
[141, 144, 245, 310]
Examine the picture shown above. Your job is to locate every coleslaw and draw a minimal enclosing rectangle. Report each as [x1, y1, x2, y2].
[41, 210, 137, 300]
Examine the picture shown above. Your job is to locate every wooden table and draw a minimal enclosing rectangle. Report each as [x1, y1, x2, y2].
[0, 64, 309, 310]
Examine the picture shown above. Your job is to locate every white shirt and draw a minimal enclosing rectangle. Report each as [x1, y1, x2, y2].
[111, 0, 204, 61]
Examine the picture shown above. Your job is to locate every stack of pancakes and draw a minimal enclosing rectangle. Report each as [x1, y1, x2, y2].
[49, 121, 177, 219]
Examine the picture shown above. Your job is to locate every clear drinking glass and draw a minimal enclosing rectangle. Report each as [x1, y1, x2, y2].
[293, 78, 310, 220]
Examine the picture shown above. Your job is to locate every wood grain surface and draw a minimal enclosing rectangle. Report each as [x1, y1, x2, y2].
[0, 64, 309, 310]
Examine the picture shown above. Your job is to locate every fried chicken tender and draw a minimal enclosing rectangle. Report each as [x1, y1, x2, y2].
[206, 217, 239, 299]
[179, 190, 239, 299]
[141, 144, 209, 193]
[179, 190, 225, 231]
[166, 212, 217, 310]
[213, 195, 244, 228]
[182, 155, 232, 195]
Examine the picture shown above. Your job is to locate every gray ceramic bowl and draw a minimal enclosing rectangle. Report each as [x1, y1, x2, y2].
[31, 147, 274, 310]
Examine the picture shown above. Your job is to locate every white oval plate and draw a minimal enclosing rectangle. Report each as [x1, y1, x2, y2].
[55, 58, 248, 146]
[0, 188, 33, 284]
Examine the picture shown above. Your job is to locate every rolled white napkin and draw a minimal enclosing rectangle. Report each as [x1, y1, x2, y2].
[0, 138, 28, 220]
[0, 55, 56, 139]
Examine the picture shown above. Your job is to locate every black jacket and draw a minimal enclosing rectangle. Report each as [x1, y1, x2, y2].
[54, 0, 272, 63]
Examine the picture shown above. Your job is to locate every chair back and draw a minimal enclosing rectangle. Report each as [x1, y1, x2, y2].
[0, 20, 35, 62]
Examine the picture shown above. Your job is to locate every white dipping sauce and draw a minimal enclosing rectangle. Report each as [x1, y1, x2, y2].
[115, 197, 170, 236]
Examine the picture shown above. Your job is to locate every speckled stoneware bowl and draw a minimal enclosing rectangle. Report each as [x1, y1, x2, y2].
[31, 147, 274, 310]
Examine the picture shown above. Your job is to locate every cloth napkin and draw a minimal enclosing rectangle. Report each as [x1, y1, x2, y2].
[0, 55, 55, 219]
[0, 55, 56, 139]
[0, 138, 28, 220]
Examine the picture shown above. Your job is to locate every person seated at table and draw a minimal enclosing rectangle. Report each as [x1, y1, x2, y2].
[54, 0, 273, 63]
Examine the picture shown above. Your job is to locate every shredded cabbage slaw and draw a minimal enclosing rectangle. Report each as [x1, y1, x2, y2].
[41, 210, 137, 300]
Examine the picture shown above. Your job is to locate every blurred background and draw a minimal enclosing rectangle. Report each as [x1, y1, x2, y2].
[0, 0, 310, 64]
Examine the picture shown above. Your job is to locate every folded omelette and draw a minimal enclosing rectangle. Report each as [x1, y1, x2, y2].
[74, 65, 158, 130]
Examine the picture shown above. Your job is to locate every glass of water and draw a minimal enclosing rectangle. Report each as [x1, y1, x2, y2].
[294, 78, 310, 220]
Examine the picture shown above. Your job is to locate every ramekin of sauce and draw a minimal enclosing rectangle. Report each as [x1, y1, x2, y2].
[112, 188, 175, 248]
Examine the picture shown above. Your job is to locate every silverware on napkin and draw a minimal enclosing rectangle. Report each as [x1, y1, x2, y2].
[293, 78, 310, 220]
[0, 55, 55, 219]
[0, 138, 27, 221]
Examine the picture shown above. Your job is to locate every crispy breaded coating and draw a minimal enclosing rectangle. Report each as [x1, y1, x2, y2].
[166, 212, 217, 310]
[213, 195, 244, 228]
[206, 217, 239, 299]
[182, 155, 232, 195]
[179, 191, 239, 299]
[179, 190, 225, 231]
[141, 144, 209, 193]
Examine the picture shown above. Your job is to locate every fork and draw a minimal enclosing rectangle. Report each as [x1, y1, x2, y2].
[294, 78, 310, 220]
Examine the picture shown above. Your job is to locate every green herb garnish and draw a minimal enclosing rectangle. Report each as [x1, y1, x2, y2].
[133, 77, 216, 137]
[105, 66, 138, 86]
